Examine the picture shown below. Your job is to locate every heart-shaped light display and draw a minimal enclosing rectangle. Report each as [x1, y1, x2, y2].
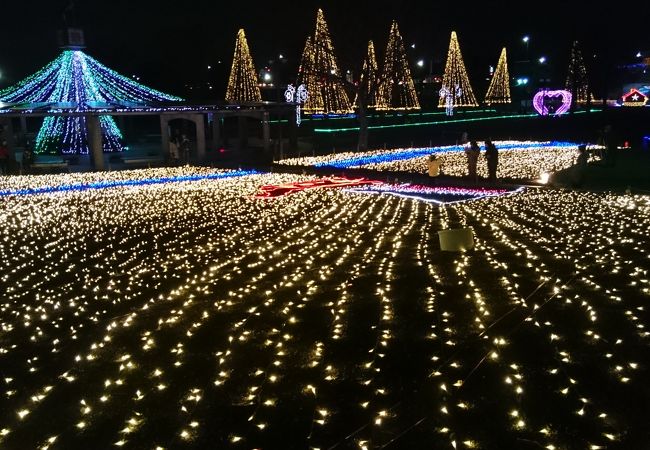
[533, 89, 572, 116]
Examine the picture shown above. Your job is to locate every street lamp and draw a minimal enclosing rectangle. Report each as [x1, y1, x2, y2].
[522, 35, 530, 59]
[417, 59, 425, 68]
[538, 56, 546, 64]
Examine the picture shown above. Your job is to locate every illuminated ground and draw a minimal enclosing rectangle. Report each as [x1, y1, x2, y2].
[278, 141, 603, 182]
[0, 169, 649, 449]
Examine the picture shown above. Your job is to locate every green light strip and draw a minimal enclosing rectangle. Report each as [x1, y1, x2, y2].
[268, 108, 499, 124]
[313, 109, 601, 133]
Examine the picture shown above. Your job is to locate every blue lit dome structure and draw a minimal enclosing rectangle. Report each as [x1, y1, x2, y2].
[0, 50, 182, 154]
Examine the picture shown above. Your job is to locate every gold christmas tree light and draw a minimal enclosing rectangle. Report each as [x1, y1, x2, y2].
[565, 40, 591, 104]
[354, 40, 380, 109]
[377, 21, 420, 111]
[297, 9, 352, 114]
[297, 36, 323, 112]
[439, 31, 478, 108]
[225, 29, 262, 103]
[485, 47, 511, 105]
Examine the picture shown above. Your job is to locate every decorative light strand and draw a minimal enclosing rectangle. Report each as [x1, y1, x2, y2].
[376, 21, 420, 111]
[439, 31, 478, 108]
[485, 48, 511, 105]
[354, 41, 380, 109]
[225, 29, 262, 103]
[0, 170, 647, 448]
[565, 41, 592, 105]
[0, 50, 181, 154]
[297, 9, 352, 114]
[278, 140, 600, 182]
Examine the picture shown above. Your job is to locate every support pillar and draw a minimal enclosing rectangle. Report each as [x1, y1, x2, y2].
[87, 115, 104, 171]
[212, 115, 221, 149]
[289, 110, 298, 153]
[118, 115, 127, 137]
[237, 116, 248, 151]
[194, 114, 206, 162]
[262, 111, 271, 152]
[160, 115, 170, 157]
[0, 117, 16, 158]
[19, 116, 27, 141]
[277, 113, 284, 161]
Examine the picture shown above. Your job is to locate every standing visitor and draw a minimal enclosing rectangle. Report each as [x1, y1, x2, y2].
[0, 140, 9, 175]
[485, 139, 499, 182]
[427, 154, 441, 178]
[466, 140, 480, 183]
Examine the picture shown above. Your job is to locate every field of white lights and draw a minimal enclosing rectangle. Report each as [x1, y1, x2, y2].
[278, 141, 604, 181]
[0, 168, 649, 449]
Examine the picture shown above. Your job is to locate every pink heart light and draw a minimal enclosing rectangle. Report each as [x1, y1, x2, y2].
[533, 90, 573, 116]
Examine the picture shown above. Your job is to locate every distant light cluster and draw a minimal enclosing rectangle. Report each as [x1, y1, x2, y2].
[362, 144, 602, 180]
[278, 141, 603, 180]
[346, 183, 518, 204]
[0, 50, 181, 154]
[0, 169, 648, 448]
[0, 167, 255, 197]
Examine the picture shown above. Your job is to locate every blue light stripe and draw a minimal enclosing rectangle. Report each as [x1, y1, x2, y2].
[0, 170, 259, 198]
[315, 141, 579, 168]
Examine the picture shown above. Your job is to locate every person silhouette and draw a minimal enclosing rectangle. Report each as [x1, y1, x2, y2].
[427, 154, 441, 179]
[485, 139, 499, 182]
[466, 141, 480, 183]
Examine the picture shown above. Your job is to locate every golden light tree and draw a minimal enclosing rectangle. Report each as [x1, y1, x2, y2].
[377, 21, 420, 111]
[297, 36, 322, 111]
[439, 31, 477, 108]
[225, 29, 262, 103]
[485, 47, 511, 104]
[565, 40, 591, 104]
[354, 40, 380, 108]
[297, 9, 352, 114]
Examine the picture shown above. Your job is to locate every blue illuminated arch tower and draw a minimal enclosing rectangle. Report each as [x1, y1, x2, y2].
[0, 30, 182, 155]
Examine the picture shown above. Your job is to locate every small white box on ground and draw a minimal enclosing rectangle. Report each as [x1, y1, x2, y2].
[438, 227, 475, 251]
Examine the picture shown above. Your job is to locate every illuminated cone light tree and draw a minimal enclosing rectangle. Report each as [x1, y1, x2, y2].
[439, 31, 478, 109]
[225, 29, 262, 103]
[565, 40, 591, 104]
[0, 50, 182, 154]
[354, 40, 380, 109]
[377, 21, 420, 110]
[485, 47, 511, 104]
[297, 9, 351, 114]
[297, 37, 322, 113]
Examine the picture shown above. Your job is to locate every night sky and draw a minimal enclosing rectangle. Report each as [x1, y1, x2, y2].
[0, 0, 647, 99]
